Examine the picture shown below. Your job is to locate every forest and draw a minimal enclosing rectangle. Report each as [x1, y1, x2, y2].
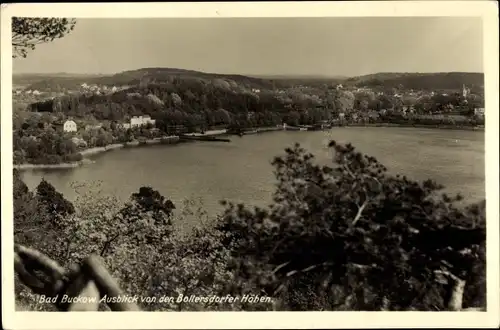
[345, 72, 485, 90]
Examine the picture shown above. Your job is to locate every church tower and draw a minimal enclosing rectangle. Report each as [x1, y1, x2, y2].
[462, 84, 469, 98]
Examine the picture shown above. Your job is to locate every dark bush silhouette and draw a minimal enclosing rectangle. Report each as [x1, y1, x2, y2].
[130, 186, 176, 217]
[36, 179, 75, 226]
[14, 142, 485, 311]
[217, 141, 486, 311]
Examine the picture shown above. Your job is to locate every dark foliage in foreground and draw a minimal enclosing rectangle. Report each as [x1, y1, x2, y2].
[12, 18, 76, 58]
[14, 141, 486, 311]
[217, 141, 486, 310]
[36, 178, 75, 223]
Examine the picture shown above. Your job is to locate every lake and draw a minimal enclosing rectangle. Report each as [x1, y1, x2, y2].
[20, 127, 485, 229]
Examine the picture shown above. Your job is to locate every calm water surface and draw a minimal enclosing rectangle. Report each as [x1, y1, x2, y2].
[21, 127, 485, 227]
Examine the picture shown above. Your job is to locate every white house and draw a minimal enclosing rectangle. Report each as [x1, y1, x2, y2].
[474, 108, 485, 116]
[63, 120, 77, 133]
[356, 87, 372, 93]
[130, 115, 156, 128]
[85, 124, 103, 131]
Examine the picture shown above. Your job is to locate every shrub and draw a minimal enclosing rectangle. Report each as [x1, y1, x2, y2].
[14, 173, 75, 311]
[217, 141, 486, 311]
[14, 180, 239, 311]
[63, 153, 83, 162]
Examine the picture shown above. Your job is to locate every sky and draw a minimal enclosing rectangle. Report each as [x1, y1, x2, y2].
[12, 17, 483, 77]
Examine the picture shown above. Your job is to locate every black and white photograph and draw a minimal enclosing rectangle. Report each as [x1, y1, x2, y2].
[1, 1, 499, 329]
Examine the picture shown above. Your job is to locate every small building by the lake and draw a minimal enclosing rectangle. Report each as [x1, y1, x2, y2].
[131, 115, 156, 128]
[63, 120, 77, 133]
[474, 108, 485, 116]
[85, 124, 103, 131]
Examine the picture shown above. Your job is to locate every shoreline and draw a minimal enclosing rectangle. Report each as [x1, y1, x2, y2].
[342, 122, 484, 131]
[14, 136, 181, 170]
[13, 124, 483, 170]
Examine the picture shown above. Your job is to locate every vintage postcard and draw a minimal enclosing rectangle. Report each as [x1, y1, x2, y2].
[1, 1, 499, 329]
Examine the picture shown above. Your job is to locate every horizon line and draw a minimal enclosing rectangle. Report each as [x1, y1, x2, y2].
[12, 67, 485, 79]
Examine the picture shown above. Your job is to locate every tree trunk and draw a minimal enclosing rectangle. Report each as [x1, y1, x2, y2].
[448, 278, 466, 311]
[381, 296, 390, 311]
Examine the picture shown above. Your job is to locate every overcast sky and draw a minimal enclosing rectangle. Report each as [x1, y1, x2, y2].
[13, 17, 483, 77]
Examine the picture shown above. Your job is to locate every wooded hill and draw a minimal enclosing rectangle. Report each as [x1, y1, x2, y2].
[13, 73, 106, 89]
[15, 68, 484, 92]
[344, 72, 484, 90]
[17, 68, 275, 92]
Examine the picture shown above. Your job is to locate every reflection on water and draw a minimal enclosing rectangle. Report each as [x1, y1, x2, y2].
[20, 127, 485, 228]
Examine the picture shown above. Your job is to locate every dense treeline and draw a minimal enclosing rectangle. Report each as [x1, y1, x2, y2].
[377, 113, 485, 127]
[14, 141, 486, 311]
[12, 113, 163, 165]
[13, 128, 83, 165]
[25, 77, 337, 134]
[347, 72, 484, 91]
[27, 78, 331, 118]
[25, 77, 485, 126]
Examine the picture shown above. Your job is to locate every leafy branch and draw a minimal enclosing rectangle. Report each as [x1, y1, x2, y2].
[12, 17, 76, 58]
